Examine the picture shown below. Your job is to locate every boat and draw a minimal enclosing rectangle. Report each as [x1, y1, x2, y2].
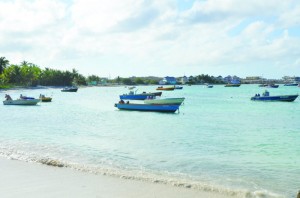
[127, 86, 136, 90]
[225, 84, 241, 87]
[174, 86, 183, 89]
[205, 83, 213, 88]
[156, 86, 175, 91]
[115, 102, 180, 113]
[266, 84, 279, 88]
[120, 91, 162, 100]
[3, 94, 40, 105]
[61, 86, 78, 92]
[39, 94, 52, 102]
[284, 82, 298, 86]
[251, 90, 298, 102]
[144, 97, 185, 105]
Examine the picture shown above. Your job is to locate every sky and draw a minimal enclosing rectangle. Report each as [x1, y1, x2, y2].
[0, 0, 300, 79]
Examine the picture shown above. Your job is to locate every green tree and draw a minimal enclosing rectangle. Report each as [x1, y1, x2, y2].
[0, 57, 9, 74]
[122, 78, 134, 85]
[3, 65, 22, 84]
[134, 77, 144, 85]
[87, 75, 101, 82]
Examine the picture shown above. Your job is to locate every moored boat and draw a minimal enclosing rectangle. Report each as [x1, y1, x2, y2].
[225, 84, 241, 87]
[251, 90, 298, 102]
[156, 86, 175, 91]
[284, 83, 298, 86]
[144, 97, 185, 105]
[174, 86, 183, 89]
[61, 86, 78, 92]
[3, 94, 40, 105]
[115, 103, 180, 113]
[120, 91, 162, 100]
[39, 94, 52, 102]
[127, 86, 136, 90]
[266, 84, 279, 88]
[204, 83, 213, 88]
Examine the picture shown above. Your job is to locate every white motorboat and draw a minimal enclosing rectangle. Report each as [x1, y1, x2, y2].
[144, 97, 185, 105]
[3, 99, 40, 105]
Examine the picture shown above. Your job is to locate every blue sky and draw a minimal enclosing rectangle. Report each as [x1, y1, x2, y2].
[0, 0, 300, 78]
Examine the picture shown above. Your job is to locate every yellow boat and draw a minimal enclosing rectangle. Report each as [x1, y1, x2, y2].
[39, 95, 52, 102]
[156, 86, 175, 91]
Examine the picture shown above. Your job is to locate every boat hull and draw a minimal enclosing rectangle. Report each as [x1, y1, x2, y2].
[251, 95, 298, 102]
[284, 83, 298, 86]
[156, 87, 175, 91]
[144, 97, 185, 105]
[225, 84, 241, 87]
[40, 97, 52, 102]
[115, 103, 179, 113]
[174, 86, 183, 89]
[61, 88, 78, 92]
[3, 99, 40, 105]
[267, 85, 279, 88]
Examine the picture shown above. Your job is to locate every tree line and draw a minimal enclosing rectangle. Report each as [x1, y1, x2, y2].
[0, 56, 224, 88]
[0, 57, 95, 88]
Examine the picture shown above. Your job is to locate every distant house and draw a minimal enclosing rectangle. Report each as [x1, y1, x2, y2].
[88, 81, 98, 86]
[224, 75, 241, 84]
[180, 76, 189, 84]
[100, 78, 108, 85]
[159, 76, 177, 85]
[242, 76, 265, 84]
[282, 76, 300, 83]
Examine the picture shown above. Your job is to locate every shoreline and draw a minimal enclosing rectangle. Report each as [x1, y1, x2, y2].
[0, 157, 232, 198]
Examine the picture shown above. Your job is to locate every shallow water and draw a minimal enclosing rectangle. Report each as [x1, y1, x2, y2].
[0, 85, 299, 198]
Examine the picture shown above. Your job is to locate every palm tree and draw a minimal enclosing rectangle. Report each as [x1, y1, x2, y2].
[117, 76, 120, 85]
[20, 61, 28, 66]
[0, 57, 9, 74]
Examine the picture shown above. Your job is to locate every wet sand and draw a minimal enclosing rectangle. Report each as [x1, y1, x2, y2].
[0, 158, 232, 198]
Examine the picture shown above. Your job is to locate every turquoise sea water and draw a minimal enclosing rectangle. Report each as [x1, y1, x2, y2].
[0, 85, 299, 198]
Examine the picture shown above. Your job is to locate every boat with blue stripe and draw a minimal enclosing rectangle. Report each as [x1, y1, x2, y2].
[251, 90, 298, 102]
[115, 103, 180, 113]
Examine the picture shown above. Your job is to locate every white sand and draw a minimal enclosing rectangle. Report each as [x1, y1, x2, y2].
[0, 158, 232, 198]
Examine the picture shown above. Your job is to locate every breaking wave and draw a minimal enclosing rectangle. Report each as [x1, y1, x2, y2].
[0, 145, 285, 198]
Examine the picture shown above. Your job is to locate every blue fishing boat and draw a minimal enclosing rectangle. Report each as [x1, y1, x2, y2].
[251, 90, 298, 102]
[61, 86, 78, 92]
[284, 83, 298, 86]
[115, 102, 180, 113]
[204, 83, 213, 88]
[266, 84, 279, 88]
[174, 86, 183, 89]
[120, 91, 162, 100]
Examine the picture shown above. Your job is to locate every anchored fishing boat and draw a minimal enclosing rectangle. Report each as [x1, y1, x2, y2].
[39, 94, 52, 102]
[3, 94, 40, 105]
[251, 90, 298, 102]
[61, 86, 78, 92]
[156, 86, 175, 91]
[115, 102, 180, 113]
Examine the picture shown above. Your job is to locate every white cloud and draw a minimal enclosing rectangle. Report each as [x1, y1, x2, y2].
[279, 5, 300, 27]
[0, 0, 66, 33]
[0, 0, 300, 78]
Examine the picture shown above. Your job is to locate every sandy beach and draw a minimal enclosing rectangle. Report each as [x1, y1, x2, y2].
[0, 158, 232, 198]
